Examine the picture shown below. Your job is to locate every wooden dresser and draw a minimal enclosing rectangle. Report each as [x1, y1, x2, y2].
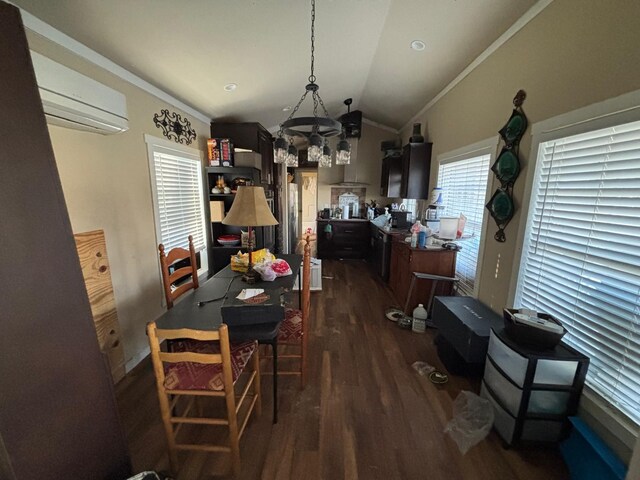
[389, 239, 457, 314]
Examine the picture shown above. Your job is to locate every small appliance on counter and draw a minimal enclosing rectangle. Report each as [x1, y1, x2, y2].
[389, 210, 411, 229]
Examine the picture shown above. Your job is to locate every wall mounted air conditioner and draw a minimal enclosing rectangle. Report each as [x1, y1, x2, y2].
[30, 51, 129, 134]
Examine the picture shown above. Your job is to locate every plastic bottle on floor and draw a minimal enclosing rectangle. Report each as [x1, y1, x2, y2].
[412, 304, 428, 333]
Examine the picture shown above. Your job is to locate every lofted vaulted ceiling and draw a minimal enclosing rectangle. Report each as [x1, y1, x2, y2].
[12, 0, 538, 131]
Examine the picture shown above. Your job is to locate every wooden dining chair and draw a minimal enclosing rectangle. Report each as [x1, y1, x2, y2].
[147, 322, 261, 477]
[158, 235, 199, 309]
[269, 234, 311, 388]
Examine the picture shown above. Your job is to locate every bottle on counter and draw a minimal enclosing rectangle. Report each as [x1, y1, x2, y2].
[412, 304, 428, 333]
[410, 220, 422, 248]
[418, 223, 428, 248]
[384, 207, 392, 231]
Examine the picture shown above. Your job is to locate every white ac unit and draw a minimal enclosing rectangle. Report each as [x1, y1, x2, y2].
[30, 51, 129, 135]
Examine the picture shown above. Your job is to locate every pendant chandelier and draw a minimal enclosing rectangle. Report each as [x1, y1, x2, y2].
[273, 0, 351, 168]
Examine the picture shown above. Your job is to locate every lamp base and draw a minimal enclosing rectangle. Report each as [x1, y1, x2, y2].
[242, 268, 260, 285]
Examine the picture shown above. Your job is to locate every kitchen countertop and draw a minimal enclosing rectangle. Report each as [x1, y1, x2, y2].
[317, 218, 369, 222]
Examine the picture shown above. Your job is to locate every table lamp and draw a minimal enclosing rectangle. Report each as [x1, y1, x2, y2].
[222, 186, 279, 284]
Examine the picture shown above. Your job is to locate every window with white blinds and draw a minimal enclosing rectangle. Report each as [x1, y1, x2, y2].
[147, 138, 208, 274]
[515, 119, 640, 426]
[437, 154, 491, 296]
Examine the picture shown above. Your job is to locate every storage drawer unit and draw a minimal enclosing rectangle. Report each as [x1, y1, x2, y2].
[481, 328, 589, 446]
[317, 220, 369, 259]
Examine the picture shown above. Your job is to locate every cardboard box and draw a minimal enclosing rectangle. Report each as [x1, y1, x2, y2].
[207, 138, 234, 166]
[209, 201, 225, 222]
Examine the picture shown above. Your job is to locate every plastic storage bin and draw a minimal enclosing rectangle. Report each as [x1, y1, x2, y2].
[481, 328, 589, 446]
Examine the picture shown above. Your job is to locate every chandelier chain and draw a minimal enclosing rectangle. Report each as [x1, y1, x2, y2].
[316, 90, 331, 118]
[285, 89, 310, 123]
[279, 0, 343, 141]
[309, 0, 316, 84]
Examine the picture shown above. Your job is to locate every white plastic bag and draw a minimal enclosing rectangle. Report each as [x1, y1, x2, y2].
[271, 258, 292, 277]
[444, 391, 494, 454]
[253, 261, 277, 281]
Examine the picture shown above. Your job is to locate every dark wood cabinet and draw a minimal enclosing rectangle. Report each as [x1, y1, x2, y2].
[317, 220, 370, 259]
[207, 167, 276, 273]
[380, 152, 402, 197]
[210, 122, 276, 185]
[400, 142, 433, 199]
[389, 240, 456, 314]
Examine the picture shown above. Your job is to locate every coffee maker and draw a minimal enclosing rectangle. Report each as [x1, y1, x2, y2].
[389, 211, 411, 229]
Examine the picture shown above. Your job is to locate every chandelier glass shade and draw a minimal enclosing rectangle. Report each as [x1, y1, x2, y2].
[286, 143, 299, 167]
[335, 132, 351, 165]
[274, 0, 349, 166]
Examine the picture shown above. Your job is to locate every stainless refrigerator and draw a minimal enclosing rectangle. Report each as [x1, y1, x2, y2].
[286, 182, 299, 253]
[278, 180, 299, 253]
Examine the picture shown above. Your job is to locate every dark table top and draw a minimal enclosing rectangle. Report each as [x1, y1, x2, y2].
[155, 254, 302, 335]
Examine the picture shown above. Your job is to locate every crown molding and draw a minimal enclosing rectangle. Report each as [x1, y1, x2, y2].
[362, 117, 399, 134]
[10, 2, 211, 125]
[401, 0, 554, 133]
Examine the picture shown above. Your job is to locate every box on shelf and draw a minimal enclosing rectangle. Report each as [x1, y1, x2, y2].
[209, 201, 225, 222]
[207, 138, 234, 167]
[234, 151, 262, 170]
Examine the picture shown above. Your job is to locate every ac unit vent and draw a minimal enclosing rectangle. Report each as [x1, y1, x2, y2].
[30, 51, 129, 135]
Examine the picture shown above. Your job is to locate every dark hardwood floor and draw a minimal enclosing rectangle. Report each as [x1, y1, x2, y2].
[116, 259, 569, 479]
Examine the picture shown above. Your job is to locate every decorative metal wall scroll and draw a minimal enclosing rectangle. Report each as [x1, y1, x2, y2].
[153, 109, 197, 145]
[486, 90, 528, 242]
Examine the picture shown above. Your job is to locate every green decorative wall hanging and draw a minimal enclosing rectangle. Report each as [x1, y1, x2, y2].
[486, 90, 528, 242]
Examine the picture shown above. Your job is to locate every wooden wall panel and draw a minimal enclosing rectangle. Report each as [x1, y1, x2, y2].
[74, 230, 126, 383]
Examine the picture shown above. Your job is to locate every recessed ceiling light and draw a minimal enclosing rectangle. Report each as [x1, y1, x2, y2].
[411, 40, 426, 51]
[282, 106, 292, 112]
[223, 83, 237, 92]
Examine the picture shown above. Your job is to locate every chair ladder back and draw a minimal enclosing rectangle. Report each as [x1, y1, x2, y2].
[301, 234, 311, 387]
[147, 322, 260, 476]
[158, 235, 199, 309]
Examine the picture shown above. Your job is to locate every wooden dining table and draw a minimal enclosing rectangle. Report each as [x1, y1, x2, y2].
[154, 253, 302, 423]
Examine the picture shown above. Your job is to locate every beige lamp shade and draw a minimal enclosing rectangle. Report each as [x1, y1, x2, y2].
[222, 186, 279, 227]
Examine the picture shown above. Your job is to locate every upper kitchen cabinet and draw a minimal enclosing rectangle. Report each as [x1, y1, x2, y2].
[210, 122, 276, 184]
[380, 150, 402, 197]
[400, 142, 432, 199]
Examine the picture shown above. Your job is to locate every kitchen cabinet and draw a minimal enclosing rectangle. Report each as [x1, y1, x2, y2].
[400, 142, 432, 199]
[481, 329, 589, 446]
[210, 122, 276, 185]
[207, 166, 275, 273]
[317, 220, 369, 259]
[389, 239, 456, 314]
[380, 151, 402, 197]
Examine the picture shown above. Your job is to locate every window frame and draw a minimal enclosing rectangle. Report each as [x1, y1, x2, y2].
[145, 134, 208, 280]
[508, 89, 640, 449]
[436, 136, 498, 297]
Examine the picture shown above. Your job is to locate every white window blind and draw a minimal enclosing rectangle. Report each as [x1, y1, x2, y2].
[438, 154, 491, 296]
[516, 119, 640, 426]
[149, 143, 207, 254]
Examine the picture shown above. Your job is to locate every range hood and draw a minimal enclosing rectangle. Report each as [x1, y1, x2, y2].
[331, 139, 369, 186]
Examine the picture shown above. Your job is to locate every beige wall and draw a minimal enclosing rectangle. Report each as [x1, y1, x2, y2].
[398, 0, 640, 461]
[25, 33, 210, 370]
[317, 121, 399, 209]
[400, 0, 640, 312]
